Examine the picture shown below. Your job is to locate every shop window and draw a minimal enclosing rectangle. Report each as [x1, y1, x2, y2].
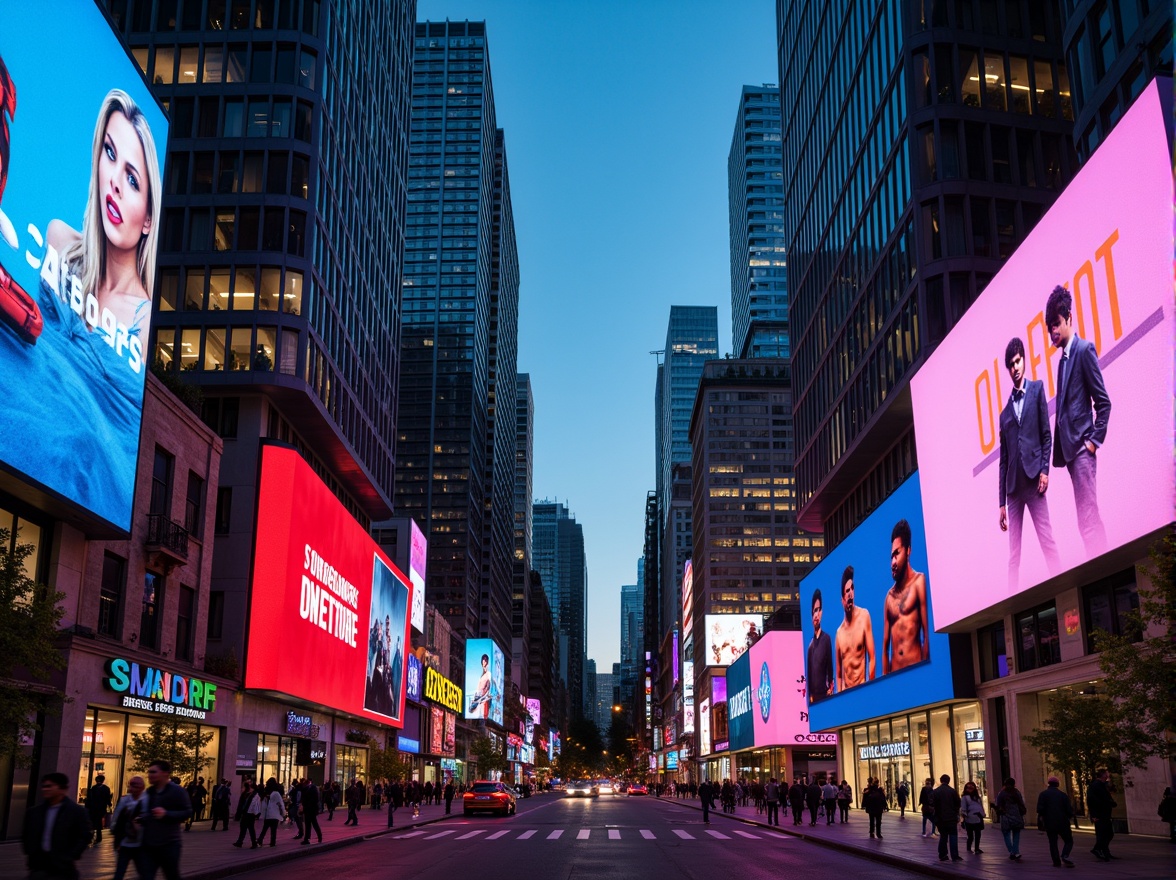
[98, 553, 126, 638]
[1016, 602, 1060, 671]
[151, 447, 174, 516]
[977, 621, 1008, 680]
[140, 572, 164, 651]
[1083, 568, 1141, 653]
[176, 586, 195, 662]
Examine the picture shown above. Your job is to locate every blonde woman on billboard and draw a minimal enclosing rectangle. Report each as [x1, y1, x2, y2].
[469, 652, 492, 717]
[46, 88, 161, 371]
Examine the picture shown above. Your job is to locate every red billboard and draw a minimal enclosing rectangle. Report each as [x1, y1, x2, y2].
[247, 445, 413, 727]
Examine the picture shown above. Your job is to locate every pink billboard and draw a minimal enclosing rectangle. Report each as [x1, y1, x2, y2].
[911, 80, 1173, 629]
[747, 630, 829, 747]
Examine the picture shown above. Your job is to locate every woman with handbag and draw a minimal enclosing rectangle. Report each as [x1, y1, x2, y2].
[960, 780, 986, 853]
[995, 777, 1027, 860]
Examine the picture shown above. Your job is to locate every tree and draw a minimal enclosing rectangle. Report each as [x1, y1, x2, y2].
[0, 528, 67, 764]
[1096, 531, 1176, 765]
[127, 718, 215, 782]
[468, 733, 508, 778]
[368, 742, 411, 783]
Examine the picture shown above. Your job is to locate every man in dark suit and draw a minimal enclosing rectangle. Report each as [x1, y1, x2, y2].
[999, 337, 1061, 588]
[21, 772, 92, 880]
[1036, 775, 1075, 867]
[1047, 286, 1110, 555]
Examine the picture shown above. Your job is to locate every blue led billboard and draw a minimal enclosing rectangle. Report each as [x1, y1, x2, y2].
[725, 648, 754, 751]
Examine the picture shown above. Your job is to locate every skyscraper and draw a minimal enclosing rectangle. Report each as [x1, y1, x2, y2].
[778, 1, 1078, 545]
[532, 500, 588, 718]
[620, 575, 643, 709]
[511, 373, 534, 690]
[397, 21, 519, 649]
[729, 85, 789, 359]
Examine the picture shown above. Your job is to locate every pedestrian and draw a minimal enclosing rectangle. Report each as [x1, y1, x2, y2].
[371, 780, 383, 810]
[424, 780, 434, 806]
[698, 779, 712, 823]
[111, 775, 148, 880]
[231, 782, 261, 849]
[140, 759, 194, 880]
[788, 778, 805, 825]
[85, 773, 113, 846]
[932, 774, 962, 862]
[764, 777, 781, 827]
[896, 780, 909, 817]
[960, 780, 986, 853]
[21, 772, 92, 880]
[837, 780, 852, 823]
[1087, 768, 1116, 861]
[1036, 775, 1075, 868]
[185, 777, 207, 831]
[325, 782, 338, 820]
[343, 778, 359, 825]
[862, 777, 887, 839]
[995, 777, 1027, 861]
[720, 779, 734, 814]
[918, 777, 937, 837]
[300, 779, 322, 845]
[288, 779, 304, 838]
[258, 778, 286, 847]
[209, 780, 231, 831]
[821, 778, 838, 825]
[386, 778, 403, 827]
[1159, 787, 1176, 842]
[444, 780, 456, 815]
[805, 777, 822, 826]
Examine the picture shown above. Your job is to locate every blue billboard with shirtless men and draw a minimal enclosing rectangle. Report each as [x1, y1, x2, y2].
[800, 472, 954, 731]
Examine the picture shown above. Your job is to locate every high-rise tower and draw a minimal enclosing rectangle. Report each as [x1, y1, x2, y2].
[532, 500, 587, 718]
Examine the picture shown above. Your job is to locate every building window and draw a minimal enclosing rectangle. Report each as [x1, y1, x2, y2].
[141, 572, 164, 651]
[185, 472, 204, 537]
[1083, 568, 1140, 653]
[176, 586, 195, 662]
[201, 397, 239, 438]
[215, 488, 232, 534]
[151, 447, 175, 516]
[207, 591, 225, 641]
[98, 553, 126, 638]
[977, 621, 1008, 681]
[1016, 603, 1060, 671]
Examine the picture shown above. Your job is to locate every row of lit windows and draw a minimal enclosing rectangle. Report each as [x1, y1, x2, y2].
[108, 0, 322, 36]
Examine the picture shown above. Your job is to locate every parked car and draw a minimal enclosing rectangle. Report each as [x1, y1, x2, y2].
[463, 780, 517, 816]
[565, 779, 599, 798]
[627, 783, 648, 796]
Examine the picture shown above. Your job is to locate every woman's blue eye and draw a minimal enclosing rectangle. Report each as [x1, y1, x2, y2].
[128, 171, 140, 191]
[105, 143, 115, 161]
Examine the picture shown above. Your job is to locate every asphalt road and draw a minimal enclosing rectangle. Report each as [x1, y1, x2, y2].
[239, 794, 924, 879]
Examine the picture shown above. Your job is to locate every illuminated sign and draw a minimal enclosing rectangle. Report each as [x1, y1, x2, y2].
[683, 660, 695, 734]
[726, 649, 754, 751]
[666, 750, 679, 770]
[398, 735, 420, 754]
[682, 560, 694, 636]
[965, 728, 984, 743]
[464, 638, 504, 724]
[699, 697, 711, 756]
[704, 614, 763, 667]
[406, 654, 423, 703]
[858, 741, 911, 761]
[423, 667, 462, 714]
[285, 711, 320, 738]
[104, 658, 216, 720]
[409, 519, 427, 633]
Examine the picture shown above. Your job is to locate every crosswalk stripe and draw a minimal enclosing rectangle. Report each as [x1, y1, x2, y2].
[640, 829, 656, 839]
[705, 830, 731, 839]
[423, 830, 454, 840]
[673, 829, 695, 839]
[517, 830, 537, 839]
[393, 830, 427, 838]
[577, 829, 591, 840]
[456, 830, 485, 839]
[733, 830, 760, 838]
[608, 829, 621, 840]
[486, 830, 510, 839]
[547, 830, 564, 840]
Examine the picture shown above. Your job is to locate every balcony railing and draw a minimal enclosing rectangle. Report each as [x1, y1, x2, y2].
[145, 513, 189, 565]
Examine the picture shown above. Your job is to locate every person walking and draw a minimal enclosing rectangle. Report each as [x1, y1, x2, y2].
[208, 780, 231, 831]
[764, 778, 781, 826]
[821, 778, 839, 825]
[325, 782, 338, 821]
[896, 780, 909, 818]
[788, 778, 805, 825]
[995, 778, 1027, 860]
[698, 779, 712, 824]
[805, 778, 822, 826]
[444, 780, 456, 815]
[139, 760, 194, 880]
[84, 773, 113, 846]
[960, 780, 986, 853]
[287, 780, 303, 839]
[185, 778, 207, 831]
[932, 774, 962, 862]
[300, 779, 322, 845]
[1036, 776, 1075, 867]
[258, 779, 286, 847]
[231, 783, 261, 849]
[837, 780, 852, 823]
[423, 780, 434, 807]
[22, 772, 92, 880]
[863, 778, 887, 839]
[918, 777, 937, 837]
[111, 776, 148, 880]
[387, 778, 404, 827]
[1158, 787, 1176, 842]
[1087, 768, 1116, 861]
[343, 779, 361, 826]
[371, 780, 383, 810]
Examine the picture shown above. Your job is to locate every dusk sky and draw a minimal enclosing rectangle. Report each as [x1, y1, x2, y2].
[418, 0, 779, 669]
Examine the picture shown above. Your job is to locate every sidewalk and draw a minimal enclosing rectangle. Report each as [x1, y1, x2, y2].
[0, 800, 461, 880]
[660, 796, 1175, 879]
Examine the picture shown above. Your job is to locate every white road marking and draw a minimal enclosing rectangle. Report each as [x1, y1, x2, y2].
[517, 829, 537, 839]
[608, 829, 621, 839]
[732, 830, 760, 838]
[423, 830, 454, 840]
[577, 828, 591, 839]
[673, 829, 695, 839]
[641, 829, 656, 839]
[456, 829, 485, 839]
[486, 830, 510, 839]
[547, 829, 564, 840]
[393, 830, 427, 838]
[705, 829, 731, 839]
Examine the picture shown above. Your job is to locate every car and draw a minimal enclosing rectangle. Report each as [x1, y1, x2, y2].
[565, 779, 599, 798]
[627, 783, 648, 796]
[463, 780, 517, 816]
[597, 780, 615, 795]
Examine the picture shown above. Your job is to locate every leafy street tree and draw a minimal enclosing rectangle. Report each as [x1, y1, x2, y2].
[469, 732, 509, 778]
[0, 528, 67, 764]
[368, 742, 411, 782]
[126, 718, 215, 781]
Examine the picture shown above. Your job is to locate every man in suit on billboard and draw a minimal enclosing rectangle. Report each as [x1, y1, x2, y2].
[999, 337, 1062, 588]
[1046, 286, 1110, 555]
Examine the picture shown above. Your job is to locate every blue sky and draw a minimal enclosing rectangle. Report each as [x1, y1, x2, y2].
[418, 0, 779, 669]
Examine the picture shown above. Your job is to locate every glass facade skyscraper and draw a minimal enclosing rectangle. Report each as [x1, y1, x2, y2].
[398, 21, 519, 650]
[728, 85, 788, 359]
[778, 1, 1078, 544]
[532, 500, 587, 718]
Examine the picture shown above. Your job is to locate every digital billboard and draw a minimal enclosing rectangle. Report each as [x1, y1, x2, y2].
[408, 519, 427, 633]
[248, 445, 412, 727]
[525, 697, 541, 745]
[799, 472, 954, 731]
[406, 654, 422, 703]
[704, 614, 763, 667]
[747, 631, 818, 747]
[0, 3, 168, 534]
[725, 649, 754, 751]
[682, 659, 695, 734]
[698, 697, 711, 755]
[682, 559, 694, 636]
[911, 79, 1173, 629]
[464, 637, 504, 724]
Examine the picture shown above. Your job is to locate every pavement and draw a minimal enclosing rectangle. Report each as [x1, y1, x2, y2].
[0, 800, 459, 880]
[658, 795, 1175, 879]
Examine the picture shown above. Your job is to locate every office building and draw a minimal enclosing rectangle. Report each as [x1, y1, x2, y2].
[532, 500, 588, 718]
[619, 576, 643, 709]
[729, 84, 788, 359]
[511, 373, 535, 691]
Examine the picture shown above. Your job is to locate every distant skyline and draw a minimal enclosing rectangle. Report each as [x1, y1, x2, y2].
[418, 0, 780, 669]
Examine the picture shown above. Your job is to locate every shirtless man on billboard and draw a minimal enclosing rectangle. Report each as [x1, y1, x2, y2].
[835, 566, 875, 690]
[882, 519, 930, 674]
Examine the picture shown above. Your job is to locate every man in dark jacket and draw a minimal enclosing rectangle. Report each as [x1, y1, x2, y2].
[344, 779, 361, 826]
[386, 779, 404, 828]
[22, 772, 92, 880]
[85, 773, 113, 845]
[788, 779, 806, 825]
[862, 778, 888, 839]
[443, 780, 456, 815]
[300, 780, 322, 845]
[932, 774, 962, 862]
[139, 760, 193, 880]
[697, 779, 712, 823]
[805, 778, 822, 826]
[1036, 775, 1075, 867]
[1087, 769, 1116, 861]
